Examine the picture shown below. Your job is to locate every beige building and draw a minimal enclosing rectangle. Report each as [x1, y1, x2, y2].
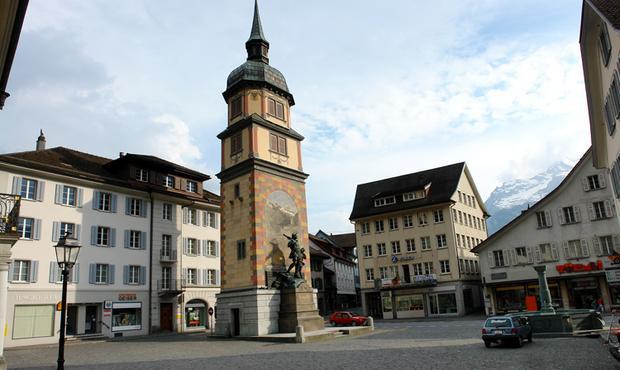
[0, 136, 220, 348]
[473, 149, 620, 314]
[350, 162, 487, 318]
[581, 0, 620, 224]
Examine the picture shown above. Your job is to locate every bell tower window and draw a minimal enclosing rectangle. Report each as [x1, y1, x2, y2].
[231, 133, 242, 155]
[231, 96, 242, 118]
[267, 98, 285, 120]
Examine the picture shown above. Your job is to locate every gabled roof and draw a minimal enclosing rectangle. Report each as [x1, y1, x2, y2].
[309, 234, 356, 265]
[329, 233, 356, 249]
[588, 0, 620, 29]
[472, 148, 591, 254]
[350, 162, 465, 220]
[106, 153, 209, 181]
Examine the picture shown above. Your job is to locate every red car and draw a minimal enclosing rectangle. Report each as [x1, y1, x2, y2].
[329, 311, 368, 326]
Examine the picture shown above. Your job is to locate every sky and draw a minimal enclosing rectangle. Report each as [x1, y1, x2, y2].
[1, 0, 590, 234]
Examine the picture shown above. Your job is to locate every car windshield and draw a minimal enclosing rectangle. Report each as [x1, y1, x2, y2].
[485, 318, 511, 328]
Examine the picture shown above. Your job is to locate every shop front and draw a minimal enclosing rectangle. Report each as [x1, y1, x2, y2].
[492, 282, 563, 313]
[185, 299, 207, 329]
[111, 302, 142, 333]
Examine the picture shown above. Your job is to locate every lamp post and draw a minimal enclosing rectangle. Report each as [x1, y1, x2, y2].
[53, 232, 81, 370]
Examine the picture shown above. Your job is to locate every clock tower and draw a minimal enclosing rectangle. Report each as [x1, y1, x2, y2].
[214, 0, 314, 337]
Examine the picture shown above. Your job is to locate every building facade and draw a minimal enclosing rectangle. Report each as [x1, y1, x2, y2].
[581, 0, 620, 225]
[473, 149, 620, 315]
[351, 163, 487, 318]
[0, 140, 220, 348]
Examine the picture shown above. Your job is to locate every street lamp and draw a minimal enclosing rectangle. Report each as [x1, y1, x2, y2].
[53, 232, 81, 370]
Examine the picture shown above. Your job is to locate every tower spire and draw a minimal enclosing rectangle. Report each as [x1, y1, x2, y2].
[245, 0, 269, 63]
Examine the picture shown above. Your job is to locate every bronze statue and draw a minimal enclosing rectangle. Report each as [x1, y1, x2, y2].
[284, 233, 306, 279]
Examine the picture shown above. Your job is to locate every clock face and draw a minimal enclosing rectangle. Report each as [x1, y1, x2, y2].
[265, 190, 299, 272]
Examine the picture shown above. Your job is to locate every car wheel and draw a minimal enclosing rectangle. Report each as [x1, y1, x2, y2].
[516, 336, 523, 348]
[484, 340, 491, 348]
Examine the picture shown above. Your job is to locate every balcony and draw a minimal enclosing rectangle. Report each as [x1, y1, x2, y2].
[160, 249, 177, 263]
[0, 193, 20, 243]
[157, 279, 184, 296]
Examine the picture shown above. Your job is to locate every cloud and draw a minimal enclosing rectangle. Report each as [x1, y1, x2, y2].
[149, 114, 202, 166]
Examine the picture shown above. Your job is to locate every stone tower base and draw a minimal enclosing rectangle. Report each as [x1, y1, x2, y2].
[279, 284, 325, 333]
[214, 288, 281, 337]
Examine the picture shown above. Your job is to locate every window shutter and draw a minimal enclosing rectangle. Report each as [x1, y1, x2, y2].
[141, 201, 148, 218]
[33, 219, 41, 240]
[111, 194, 117, 213]
[551, 243, 559, 261]
[11, 176, 22, 195]
[574, 206, 581, 222]
[108, 265, 115, 285]
[183, 208, 188, 224]
[580, 239, 590, 257]
[49, 262, 57, 283]
[75, 224, 81, 241]
[55, 185, 62, 204]
[562, 242, 570, 259]
[216, 270, 220, 286]
[201, 240, 206, 256]
[182, 268, 188, 284]
[196, 239, 202, 256]
[201, 269, 206, 286]
[52, 222, 60, 242]
[123, 266, 129, 284]
[92, 191, 100, 210]
[110, 228, 116, 247]
[544, 210, 552, 227]
[124, 230, 130, 249]
[91, 226, 97, 246]
[510, 249, 517, 266]
[599, 174, 607, 189]
[72, 263, 80, 283]
[593, 236, 602, 256]
[140, 266, 146, 285]
[183, 238, 188, 255]
[605, 200, 615, 217]
[125, 197, 131, 215]
[557, 208, 565, 225]
[487, 251, 495, 268]
[214, 214, 219, 228]
[526, 246, 534, 263]
[77, 188, 83, 208]
[614, 235, 620, 254]
[89, 264, 96, 284]
[216, 241, 220, 257]
[582, 177, 590, 191]
[36, 181, 45, 201]
[534, 245, 542, 263]
[28, 261, 38, 283]
[196, 212, 202, 227]
[588, 204, 596, 220]
[141, 232, 147, 249]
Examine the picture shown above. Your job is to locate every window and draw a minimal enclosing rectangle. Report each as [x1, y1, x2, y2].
[458, 191, 462, 202]
[423, 262, 434, 275]
[186, 181, 198, 193]
[136, 169, 149, 182]
[538, 243, 557, 262]
[597, 235, 615, 256]
[440, 260, 450, 274]
[11, 260, 31, 282]
[60, 222, 75, 238]
[436, 234, 447, 248]
[129, 230, 142, 249]
[128, 266, 141, 284]
[493, 250, 505, 267]
[605, 97, 617, 135]
[374, 196, 396, 207]
[564, 239, 588, 259]
[187, 209, 198, 225]
[129, 198, 143, 217]
[388, 266, 398, 278]
[515, 246, 528, 264]
[467, 214, 472, 227]
[95, 264, 109, 284]
[17, 218, 34, 239]
[207, 269, 217, 285]
[418, 213, 428, 226]
[98, 192, 112, 212]
[206, 240, 218, 257]
[62, 186, 77, 206]
[458, 211, 463, 224]
[237, 240, 246, 259]
[162, 203, 173, 220]
[388, 217, 398, 230]
[186, 238, 198, 255]
[592, 201, 612, 220]
[586, 175, 603, 191]
[162, 234, 172, 257]
[375, 220, 384, 233]
[377, 243, 386, 256]
[403, 215, 413, 228]
[20, 178, 38, 200]
[97, 226, 110, 246]
[231, 96, 242, 117]
[391, 241, 401, 254]
[421, 236, 431, 250]
[365, 268, 374, 281]
[12, 305, 54, 339]
[361, 222, 370, 234]
[406, 239, 416, 252]
[535, 210, 552, 228]
[412, 263, 422, 276]
[363, 245, 372, 257]
[600, 22, 612, 66]
[433, 210, 444, 223]
[269, 133, 287, 155]
[379, 267, 388, 279]
[186, 269, 197, 285]
[206, 212, 218, 228]
[230, 133, 242, 155]
[456, 234, 462, 248]
[403, 191, 425, 201]
[561, 206, 579, 224]
[163, 175, 175, 188]
[267, 97, 285, 120]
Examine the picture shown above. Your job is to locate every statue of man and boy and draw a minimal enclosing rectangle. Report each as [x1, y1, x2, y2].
[284, 233, 306, 279]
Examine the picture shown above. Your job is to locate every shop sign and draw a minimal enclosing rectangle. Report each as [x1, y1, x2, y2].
[555, 260, 603, 274]
[604, 255, 620, 269]
[491, 272, 507, 280]
[412, 274, 437, 286]
[392, 255, 415, 263]
[606, 270, 620, 284]
[118, 293, 137, 301]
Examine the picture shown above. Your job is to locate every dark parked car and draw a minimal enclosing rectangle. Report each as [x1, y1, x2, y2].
[482, 316, 532, 347]
[329, 311, 368, 326]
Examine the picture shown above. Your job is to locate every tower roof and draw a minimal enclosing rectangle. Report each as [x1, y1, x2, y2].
[247, 0, 268, 44]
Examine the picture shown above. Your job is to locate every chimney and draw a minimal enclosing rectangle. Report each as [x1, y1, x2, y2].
[36, 130, 46, 151]
[119, 152, 125, 158]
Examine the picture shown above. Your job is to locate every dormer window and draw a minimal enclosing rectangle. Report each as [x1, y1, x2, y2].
[186, 181, 198, 193]
[136, 169, 149, 182]
[374, 196, 395, 207]
[163, 175, 175, 188]
[267, 98, 285, 120]
[403, 191, 425, 202]
[231, 96, 242, 118]
[600, 22, 612, 66]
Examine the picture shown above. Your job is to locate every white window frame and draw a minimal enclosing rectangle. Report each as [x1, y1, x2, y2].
[433, 210, 444, 223]
[186, 181, 198, 193]
[95, 264, 108, 284]
[436, 234, 447, 248]
[163, 175, 175, 188]
[440, 260, 450, 274]
[377, 243, 386, 256]
[129, 230, 142, 249]
[136, 169, 149, 182]
[12, 260, 30, 282]
[406, 239, 415, 252]
[62, 186, 77, 207]
[18, 218, 34, 239]
[421, 236, 431, 250]
[128, 265, 140, 284]
[20, 178, 38, 200]
[391, 241, 401, 254]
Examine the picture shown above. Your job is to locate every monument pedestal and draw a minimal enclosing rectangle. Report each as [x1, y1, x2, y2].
[214, 288, 281, 337]
[278, 284, 324, 333]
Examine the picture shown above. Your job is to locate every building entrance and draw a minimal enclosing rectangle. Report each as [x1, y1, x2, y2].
[568, 278, 600, 309]
[85, 305, 99, 334]
[160, 303, 173, 331]
[66, 305, 78, 335]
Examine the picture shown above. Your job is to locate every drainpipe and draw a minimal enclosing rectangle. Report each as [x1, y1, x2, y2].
[148, 191, 154, 335]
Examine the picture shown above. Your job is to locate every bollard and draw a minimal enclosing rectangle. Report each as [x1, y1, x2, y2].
[295, 325, 305, 343]
[367, 316, 374, 330]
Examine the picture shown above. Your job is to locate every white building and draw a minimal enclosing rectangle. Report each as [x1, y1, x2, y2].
[473, 149, 620, 315]
[0, 136, 220, 348]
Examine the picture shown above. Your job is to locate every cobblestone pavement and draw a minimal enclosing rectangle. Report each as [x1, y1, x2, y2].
[5, 318, 620, 370]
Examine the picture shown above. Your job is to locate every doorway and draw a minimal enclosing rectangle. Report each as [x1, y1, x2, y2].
[160, 303, 173, 331]
[85, 305, 99, 334]
[66, 305, 78, 335]
[231, 308, 240, 336]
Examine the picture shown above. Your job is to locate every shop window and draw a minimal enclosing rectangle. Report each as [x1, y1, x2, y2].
[12, 305, 54, 339]
[112, 302, 142, 332]
[429, 293, 457, 315]
[185, 300, 207, 328]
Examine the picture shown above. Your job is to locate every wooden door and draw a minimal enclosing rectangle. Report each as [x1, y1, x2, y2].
[160, 303, 173, 331]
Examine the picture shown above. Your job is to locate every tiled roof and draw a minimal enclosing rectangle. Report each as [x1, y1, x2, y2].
[108, 153, 210, 180]
[589, 0, 620, 29]
[326, 233, 356, 249]
[350, 162, 465, 220]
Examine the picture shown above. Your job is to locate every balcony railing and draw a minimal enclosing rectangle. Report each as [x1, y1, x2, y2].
[160, 249, 177, 263]
[157, 279, 185, 295]
[0, 193, 20, 238]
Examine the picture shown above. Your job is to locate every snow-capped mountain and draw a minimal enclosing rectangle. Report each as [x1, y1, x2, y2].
[484, 161, 574, 235]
